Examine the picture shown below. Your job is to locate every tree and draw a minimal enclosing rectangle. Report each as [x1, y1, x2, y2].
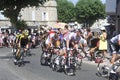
[0, 0, 46, 29]
[57, 0, 75, 23]
[75, 0, 106, 27]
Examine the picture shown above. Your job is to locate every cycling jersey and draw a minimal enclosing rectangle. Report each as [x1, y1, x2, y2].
[69, 32, 76, 40]
[111, 34, 120, 44]
[63, 31, 70, 41]
[45, 30, 55, 45]
[110, 34, 120, 54]
[16, 34, 30, 47]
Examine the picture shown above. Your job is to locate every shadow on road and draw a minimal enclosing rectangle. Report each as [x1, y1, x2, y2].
[21, 61, 30, 67]
[0, 56, 13, 60]
[27, 53, 36, 57]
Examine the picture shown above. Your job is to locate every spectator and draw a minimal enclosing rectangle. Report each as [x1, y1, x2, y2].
[99, 27, 108, 59]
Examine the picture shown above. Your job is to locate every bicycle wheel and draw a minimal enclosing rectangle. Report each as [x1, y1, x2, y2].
[12, 46, 15, 56]
[64, 51, 76, 76]
[96, 60, 109, 78]
[64, 67, 75, 76]
[117, 72, 120, 80]
[18, 48, 25, 67]
[51, 55, 57, 70]
[76, 54, 83, 70]
[23, 49, 30, 57]
[94, 50, 103, 59]
[53, 63, 61, 72]
[40, 51, 47, 65]
[74, 49, 83, 70]
[13, 45, 19, 65]
[26, 49, 31, 56]
[12, 44, 18, 57]
[109, 63, 120, 80]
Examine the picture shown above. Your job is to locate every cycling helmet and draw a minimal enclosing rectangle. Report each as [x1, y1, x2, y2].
[22, 29, 29, 36]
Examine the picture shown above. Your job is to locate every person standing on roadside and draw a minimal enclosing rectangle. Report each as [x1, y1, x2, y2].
[99, 27, 108, 59]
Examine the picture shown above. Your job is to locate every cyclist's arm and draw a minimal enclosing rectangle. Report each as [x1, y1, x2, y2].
[15, 37, 19, 44]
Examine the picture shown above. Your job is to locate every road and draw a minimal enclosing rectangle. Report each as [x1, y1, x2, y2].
[0, 47, 107, 80]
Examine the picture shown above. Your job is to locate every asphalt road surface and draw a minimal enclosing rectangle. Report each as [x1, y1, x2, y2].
[0, 47, 108, 80]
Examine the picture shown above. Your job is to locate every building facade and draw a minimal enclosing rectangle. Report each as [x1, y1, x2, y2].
[0, 0, 57, 29]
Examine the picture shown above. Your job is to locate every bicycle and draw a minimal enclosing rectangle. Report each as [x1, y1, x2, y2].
[96, 56, 120, 80]
[109, 62, 120, 80]
[13, 45, 29, 67]
[63, 48, 77, 76]
[74, 48, 83, 70]
[40, 47, 53, 66]
[50, 47, 61, 71]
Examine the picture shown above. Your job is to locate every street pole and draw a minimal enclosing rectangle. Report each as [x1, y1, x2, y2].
[116, 0, 120, 34]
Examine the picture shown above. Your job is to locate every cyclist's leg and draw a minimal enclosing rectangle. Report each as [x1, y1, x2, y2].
[110, 44, 119, 64]
[115, 54, 120, 62]
[80, 39, 88, 57]
[89, 48, 96, 61]
[109, 41, 118, 64]
[15, 43, 21, 59]
[103, 50, 108, 58]
[14, 45, 21, 63]
[24, 44, 29, 51]
[111, 53, 117, 64]
[23, 44, 29, 56]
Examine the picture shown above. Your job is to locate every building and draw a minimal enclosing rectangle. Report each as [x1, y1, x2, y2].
[106, 0, 120, 33]
[0, 0, 57, 30]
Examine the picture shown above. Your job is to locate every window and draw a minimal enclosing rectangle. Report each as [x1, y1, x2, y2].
[42, 12, 48, 21]
[0, 11, 5, 20]
[32, 10, 35, 20]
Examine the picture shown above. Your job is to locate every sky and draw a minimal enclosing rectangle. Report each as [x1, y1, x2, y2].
[68, 0, 106, 5]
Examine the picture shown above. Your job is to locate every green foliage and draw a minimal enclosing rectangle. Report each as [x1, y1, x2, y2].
[57, 0, 76, 23]
[0, 0, 46, 29]
[16, 20, 27, 30]
[75, 0, 106, 27]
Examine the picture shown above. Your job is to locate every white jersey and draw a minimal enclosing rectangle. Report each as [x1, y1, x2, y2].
[73, 34, 87, 44]
[63, 32, 70, 41]
[45, 32, 55, 45]
[111, 34, 120, 44]
[80, 36, 87, 44]
[69, 32, 76, 40]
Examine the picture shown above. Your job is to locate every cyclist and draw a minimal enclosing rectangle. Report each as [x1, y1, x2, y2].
[14, 29, 30, 63]
[52, 30, 61, 48]
[60, 25, 70, 56]
[72, 30, 87, 57]
[110, 34, 120, 64]
[103, 33, 120, 74]
[45, 28, 55, 48]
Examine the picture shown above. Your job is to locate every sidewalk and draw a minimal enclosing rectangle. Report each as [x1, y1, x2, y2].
[0, 48, 22, 80]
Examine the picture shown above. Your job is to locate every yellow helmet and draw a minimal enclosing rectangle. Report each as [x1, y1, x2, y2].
[22, 29, 29, 36]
